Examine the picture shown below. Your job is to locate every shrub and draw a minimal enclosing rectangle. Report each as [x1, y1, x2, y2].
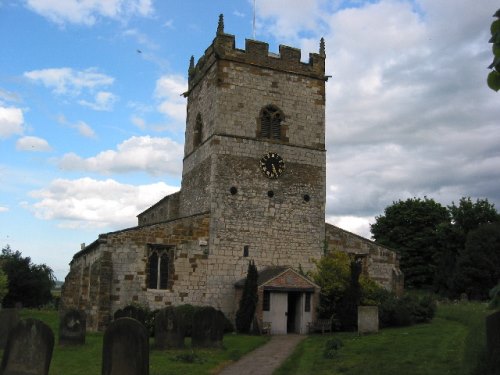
[489, 283, 500, 309]
[323, 337, 344, 359]
[379, 293, 437, 328]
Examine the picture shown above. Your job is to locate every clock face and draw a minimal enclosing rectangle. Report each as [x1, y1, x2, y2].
[260, 152, 285, 179]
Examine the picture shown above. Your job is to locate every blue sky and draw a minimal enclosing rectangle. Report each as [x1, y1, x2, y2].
[1, 0, 499, 280]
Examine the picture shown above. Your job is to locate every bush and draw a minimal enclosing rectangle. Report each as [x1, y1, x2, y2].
[114, 303, 158, 337]
[379, 293, 437, 328]
[323, 337, 343, 359]
[489, 283, 500, 309]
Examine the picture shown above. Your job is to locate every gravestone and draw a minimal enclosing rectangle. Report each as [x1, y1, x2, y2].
[0, 308, 20, 349]
[102, 317, 149, 375]
[191, 306, 225, 348]
[486, 310, 500, 374]
[0, 318, 54, 375]
[154, 306, 185, 349]
[357, 306, 379, 334]
[59, 309, 86, 345]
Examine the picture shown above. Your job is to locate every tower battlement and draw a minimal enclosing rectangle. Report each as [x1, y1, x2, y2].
[188, 15, 326, 91]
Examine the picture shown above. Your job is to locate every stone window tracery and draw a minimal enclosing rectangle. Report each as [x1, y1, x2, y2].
[259, 105, 283, 140]
[147, 245, 173, 290]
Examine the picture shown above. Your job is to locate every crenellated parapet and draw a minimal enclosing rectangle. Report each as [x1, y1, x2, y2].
[187, 15, 326, 91]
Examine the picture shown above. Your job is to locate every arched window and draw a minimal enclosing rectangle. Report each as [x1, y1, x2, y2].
[260, 105, 283, 140]
[148, 252, 158, 289]
[147, 246, 172, 290]
[193, 113, 203, 148]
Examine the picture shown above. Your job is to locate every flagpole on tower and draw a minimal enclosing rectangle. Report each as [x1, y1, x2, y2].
[253, 0, 256, 39]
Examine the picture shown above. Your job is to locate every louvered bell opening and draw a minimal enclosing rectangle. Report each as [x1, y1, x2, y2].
[261, 113, 272, 138]
[271, 113, 281, 139]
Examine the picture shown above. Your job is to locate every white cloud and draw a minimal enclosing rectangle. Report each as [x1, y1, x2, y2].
[58, 135, 183, 176]
[256, 0, 500, 231]
[131, 115, 146, 130]
[0, 206, 8, 213]
[28, 177, 178, 229]
[74, 121, 96, 138]
[326, 215, 373, 239]
[16, 136, 52, 152]
[0, 106, 24, 139]
[155, 75, 187, 128]
[0, 88, 21, 103]
[25, 0, 154, 26]
[123, 28, 159, 50]
[24, 68, 114, 95]
[79, 91, 118, 111]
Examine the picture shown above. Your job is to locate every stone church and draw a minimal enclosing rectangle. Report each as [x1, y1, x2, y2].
[61, 16, 403, 334]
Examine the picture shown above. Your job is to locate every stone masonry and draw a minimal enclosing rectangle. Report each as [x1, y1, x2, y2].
[61, 16, 403, 331]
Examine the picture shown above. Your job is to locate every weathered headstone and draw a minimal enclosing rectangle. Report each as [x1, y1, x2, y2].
[0, 308, 20, 350]
[0, 318, 54, 375]
[59, 309, 86, 345]
[191, 306, 225, 348]
[154, 306, 185, 349]
[486, 310, 500, 374]
[358, 306, 379, 334]
[102, 317, 149, 375]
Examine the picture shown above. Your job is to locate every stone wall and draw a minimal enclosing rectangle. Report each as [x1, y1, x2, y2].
[325, 223, 404, 295]
[62, 213, 210, 331]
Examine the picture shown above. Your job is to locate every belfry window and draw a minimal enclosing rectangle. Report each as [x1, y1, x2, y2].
[193, 113, 203, 148]
[260, 105, 283, 140]
[148, 245, 172, 290]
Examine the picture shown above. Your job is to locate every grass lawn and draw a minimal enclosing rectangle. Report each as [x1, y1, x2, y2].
[0, 309, 269, 375]
[275, 302, 494, 375]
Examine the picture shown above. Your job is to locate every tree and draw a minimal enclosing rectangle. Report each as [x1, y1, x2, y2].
[235, 260, 258, 333]
[434, 198, 499, 296]
[487, 9, 500, 92]
[0, 245, 55, 308]
[310, 251, 384, 330]
[310, 251, 351, 319]
[452, 222, 500, 300]
[370, 197, 449, 289]
[0, 269, 8, 305]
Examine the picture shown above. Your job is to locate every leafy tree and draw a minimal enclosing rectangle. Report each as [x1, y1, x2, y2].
[311, 251, 385, 330]
[434, 198, 499, 295]
[487, 9, 500, 92]
[336, 258, 363, 331]
[235, 260, 258, 333]
[452, 222, 500, 300]
[370, 197, 449, 289]
[0, 245, 55, 308]
[310, 251, 350, 319]
[0, 269, 8, 305]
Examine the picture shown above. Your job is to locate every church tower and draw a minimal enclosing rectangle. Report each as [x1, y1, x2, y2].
[180, 15, 327, 314]
[62, 15, 402, 333]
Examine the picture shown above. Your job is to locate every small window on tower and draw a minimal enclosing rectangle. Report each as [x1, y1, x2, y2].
[259, 105, 283, 140]
[193, 113, 203, 148]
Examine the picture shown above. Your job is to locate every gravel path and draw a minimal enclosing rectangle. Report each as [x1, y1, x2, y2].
[217, 334, 305, 375]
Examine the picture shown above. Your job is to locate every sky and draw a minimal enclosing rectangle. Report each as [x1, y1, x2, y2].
[1, 0, 499, 280]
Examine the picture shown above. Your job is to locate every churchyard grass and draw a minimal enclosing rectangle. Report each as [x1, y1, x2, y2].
[276, 301, 493, 375]
[0, 309, 269, 375]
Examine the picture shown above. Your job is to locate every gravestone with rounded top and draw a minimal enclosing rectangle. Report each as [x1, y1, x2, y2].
[101, 317, 149, 375]
[59, 309, 86, 345]
[192, 306, 225, 348]
[154, 306, 185, 349]
[0, 318, 54, 375]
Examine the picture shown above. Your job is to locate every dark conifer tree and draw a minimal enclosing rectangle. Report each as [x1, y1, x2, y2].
[235, 260, 258, 333]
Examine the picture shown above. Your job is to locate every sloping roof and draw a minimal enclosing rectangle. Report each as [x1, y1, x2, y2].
[235, 266, 318, 289]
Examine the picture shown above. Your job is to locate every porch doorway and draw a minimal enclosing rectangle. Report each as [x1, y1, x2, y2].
[287, 292, 301, 333]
